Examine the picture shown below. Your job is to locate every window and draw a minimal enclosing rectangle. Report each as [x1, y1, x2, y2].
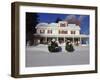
[63, 31, 68, 34]
[40, 29, 45, 33]
[47, 30, 52, 34]
[60, 23, 66, 27]
[71, 31, 76, 34]
[59, 30, 67, 34]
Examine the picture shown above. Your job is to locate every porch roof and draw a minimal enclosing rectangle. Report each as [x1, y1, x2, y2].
[34, 34, 89, 38]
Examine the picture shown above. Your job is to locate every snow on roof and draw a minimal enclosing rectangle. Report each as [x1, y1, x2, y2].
[49, 23, 58, 27]
[36, 22, 80, 28]
[36, 23, 48, 27]
[36, 23, 58, 27]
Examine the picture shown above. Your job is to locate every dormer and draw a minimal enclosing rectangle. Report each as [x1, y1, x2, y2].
[58, 21, 68, 27]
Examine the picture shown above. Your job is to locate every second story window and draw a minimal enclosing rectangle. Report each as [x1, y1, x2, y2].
[47, 30, 52, 34]
[71, 31, 76, 34]
[40, 29, 45, 34]
[59, 30, 68, 34]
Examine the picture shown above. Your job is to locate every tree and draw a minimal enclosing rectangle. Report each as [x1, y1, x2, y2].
[26, 13, 39, 46]
[55, 17, 62, 23]
[65, 41, 74, 52]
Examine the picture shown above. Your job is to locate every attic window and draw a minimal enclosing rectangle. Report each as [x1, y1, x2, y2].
[60, 23, 66, 27]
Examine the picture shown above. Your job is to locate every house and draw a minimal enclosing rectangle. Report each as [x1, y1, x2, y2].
[34, 21, 89, 46]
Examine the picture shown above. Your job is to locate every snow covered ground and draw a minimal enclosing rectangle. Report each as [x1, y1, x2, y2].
[26, 44, 89, 67]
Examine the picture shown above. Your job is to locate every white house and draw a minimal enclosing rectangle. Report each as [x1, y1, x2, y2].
[34, 21, 89, 46]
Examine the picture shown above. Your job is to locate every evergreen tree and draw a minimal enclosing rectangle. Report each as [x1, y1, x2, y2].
[26, 13, 39, 46]
[55, 17, 62, 23]
[65, 41, 74, 52]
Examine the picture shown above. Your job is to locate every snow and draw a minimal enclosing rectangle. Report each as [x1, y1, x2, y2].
[26, 44, 89, 67]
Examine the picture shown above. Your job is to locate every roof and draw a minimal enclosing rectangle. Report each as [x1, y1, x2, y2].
[49, 23, 58, 27]
[36, 21, 80, 30]
[36, 23, 48, 27]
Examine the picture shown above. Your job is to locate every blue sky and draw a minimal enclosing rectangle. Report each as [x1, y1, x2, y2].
[37, 13, 90, 35]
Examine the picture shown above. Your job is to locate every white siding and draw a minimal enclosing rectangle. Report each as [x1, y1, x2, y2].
[45, 29, 47, 34]
[68, 30, 71, 35]
[37, 29, 40, 34]
[52, 29, 58, 34]
[76, 30, 80, 35]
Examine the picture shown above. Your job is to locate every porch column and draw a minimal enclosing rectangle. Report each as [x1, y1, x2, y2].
[80, 37, 82, 45]
[72, 37, 74, 45]
[64, 37, 65, 43]
[85, 38, 88, 45]
[86, 38, 89, 45]
[56, 37, 58, 41]
[45, 37, 47, 43]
